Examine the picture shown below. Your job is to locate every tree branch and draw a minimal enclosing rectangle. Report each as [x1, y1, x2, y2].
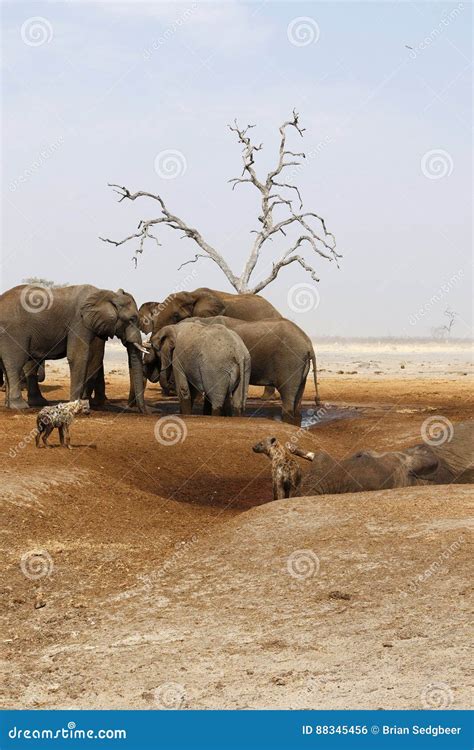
[100, 184, 239, 286]
[101, 111, 340, 293]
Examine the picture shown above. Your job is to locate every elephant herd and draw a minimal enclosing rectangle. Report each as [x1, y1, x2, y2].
[0, 284, 317, 424]
[1, 283, 472, 496]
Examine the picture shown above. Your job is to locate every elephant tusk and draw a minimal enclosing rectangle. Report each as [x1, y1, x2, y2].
[133, 342, 149, 354]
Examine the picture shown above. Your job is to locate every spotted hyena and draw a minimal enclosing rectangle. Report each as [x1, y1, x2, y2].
[35, 399, 90, 449]
[252, 436, 315, 500]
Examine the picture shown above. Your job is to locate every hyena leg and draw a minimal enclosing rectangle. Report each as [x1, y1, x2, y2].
[273, 481, 287, 501]
[292, 475, 302, 498]
[58, 425, 65, 447]
[64, 425, 72, 449]
[42, 424, 54, 447]
[35, 425, 42, 448]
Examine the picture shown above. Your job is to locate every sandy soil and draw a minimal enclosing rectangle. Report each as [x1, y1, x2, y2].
[1, 360, 473, 710]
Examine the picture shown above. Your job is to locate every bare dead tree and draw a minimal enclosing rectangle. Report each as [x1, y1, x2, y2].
[100, 110, 340, 293]
[433, 307, 458, 339]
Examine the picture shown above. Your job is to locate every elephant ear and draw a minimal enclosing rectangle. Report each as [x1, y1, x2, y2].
[153, 326, 177, 371]
[174, 290, 224, 319]
[81, 289, 122, 338]
[139, 301, 160, 332]
[191, 290, 225, 318]
[405, 446, 439, 477]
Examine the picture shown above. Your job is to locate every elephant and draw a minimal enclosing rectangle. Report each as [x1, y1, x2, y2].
[177, 316, 317, 425]
[146, 321, 251, 416]
[139, 287, 282, 334]
[0, 284, 148, 412]
[139, 287, 283, 401]
[299, 421, 474, 495]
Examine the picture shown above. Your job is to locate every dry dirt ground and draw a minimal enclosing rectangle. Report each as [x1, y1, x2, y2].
[1, 372, 473, 710]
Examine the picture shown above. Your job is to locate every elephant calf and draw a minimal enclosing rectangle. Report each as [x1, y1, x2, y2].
[299, 421, 474, 496]
[146, 321, 251, 416]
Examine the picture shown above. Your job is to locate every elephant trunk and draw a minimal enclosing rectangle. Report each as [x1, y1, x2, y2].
[143, 351, 161, 384]
[126, 342, 147, 413]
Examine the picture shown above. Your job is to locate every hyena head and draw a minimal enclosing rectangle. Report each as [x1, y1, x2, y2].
[75, 399, 90, 415]
[252, 436, 280, 457]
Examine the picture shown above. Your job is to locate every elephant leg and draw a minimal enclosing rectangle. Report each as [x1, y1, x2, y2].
[92, 364, 107, 406]
[189, 383, 199, 410]
[25, 362, 48, 407]
[128, 371, 146, 408]
[222, 393, 233, 417]
[174, 365, 192, 415]
[67, 334, 90, 401]
[83, 338, 107, 407]
[279, 386, 300, 426]
[2, 354, 28, 409]
[291, 378, 306, 427]
[261, 386, 276, 400]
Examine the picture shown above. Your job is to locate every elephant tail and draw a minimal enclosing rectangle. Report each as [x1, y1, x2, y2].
[309, 347, 320, 405]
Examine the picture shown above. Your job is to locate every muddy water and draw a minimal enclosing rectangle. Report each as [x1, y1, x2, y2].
[96, 396, 360, 428]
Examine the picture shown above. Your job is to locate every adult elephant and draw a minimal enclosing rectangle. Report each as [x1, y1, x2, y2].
[139, 288, 282, 333]
[150, 321, 251, 416]
[298, 421, 474, 495]
[139, 287, 284, 401]
[148, 315, 317, 425]
[0, 284, 148, 411]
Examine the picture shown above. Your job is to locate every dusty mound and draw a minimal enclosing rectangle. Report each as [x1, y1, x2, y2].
[3, 484, 471, 710]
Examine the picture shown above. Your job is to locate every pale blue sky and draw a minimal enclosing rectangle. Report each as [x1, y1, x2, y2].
[2, 0, 472, 337]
